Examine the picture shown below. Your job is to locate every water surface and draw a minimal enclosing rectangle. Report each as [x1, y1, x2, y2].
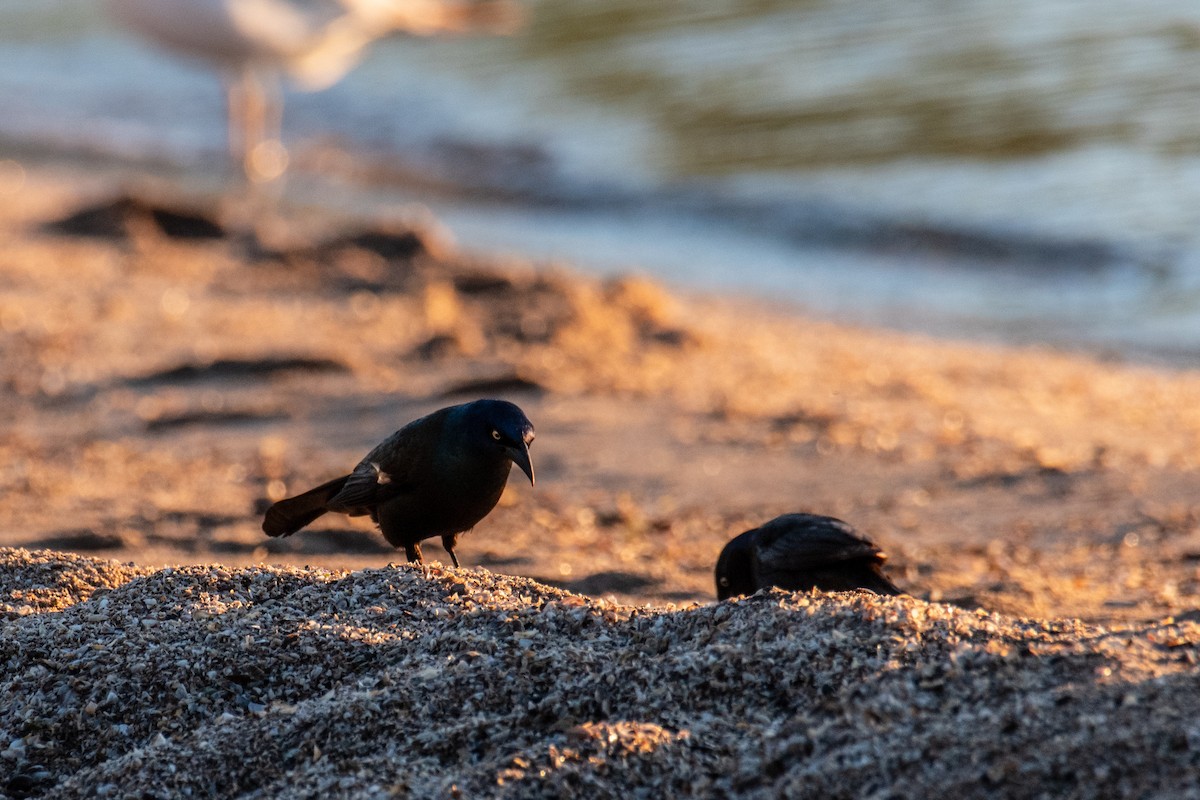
[5, 0, 1200, 360]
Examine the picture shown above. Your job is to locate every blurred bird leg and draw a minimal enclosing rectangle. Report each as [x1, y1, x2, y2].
[225, 66, 288, 184]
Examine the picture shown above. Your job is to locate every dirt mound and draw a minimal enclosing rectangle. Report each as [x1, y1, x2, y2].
[2, 549, 1197, 798]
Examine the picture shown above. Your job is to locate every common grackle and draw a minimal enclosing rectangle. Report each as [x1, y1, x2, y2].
[715, 513, 902, 599]
[263, 399, 534, 567]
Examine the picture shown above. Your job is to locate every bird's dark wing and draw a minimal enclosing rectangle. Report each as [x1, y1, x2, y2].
[322, 460, 405, 512]
[753, 514, 887, 570]
[323, 410, 448, 511]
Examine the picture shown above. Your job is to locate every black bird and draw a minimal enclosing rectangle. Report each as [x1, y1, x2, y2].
[263, 399, 534, 567]
[715, 513, 902, 600]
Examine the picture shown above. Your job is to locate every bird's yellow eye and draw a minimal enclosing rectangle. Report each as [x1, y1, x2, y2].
[492, 430, 502, 441]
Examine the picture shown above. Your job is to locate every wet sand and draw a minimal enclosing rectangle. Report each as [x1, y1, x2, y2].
[2, 166, 1200, 796]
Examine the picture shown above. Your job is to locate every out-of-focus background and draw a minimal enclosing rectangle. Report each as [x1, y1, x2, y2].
[6, 0, 1200, 359]
[4, 2, 1200, 622]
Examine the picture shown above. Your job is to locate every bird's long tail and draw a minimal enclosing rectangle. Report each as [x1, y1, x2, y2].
[262, 475, 350, 537]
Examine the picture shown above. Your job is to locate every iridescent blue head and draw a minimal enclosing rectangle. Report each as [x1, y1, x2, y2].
[460, 399, 536, 484]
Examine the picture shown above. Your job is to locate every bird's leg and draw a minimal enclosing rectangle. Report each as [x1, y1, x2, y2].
[261, 69, 283, 159]
[404, 542, 423, 563]
[224, 70, 249, 175]
[225, 66, 287, 186]
[241, 67, 267, 180]
[441, 534, 460, 568]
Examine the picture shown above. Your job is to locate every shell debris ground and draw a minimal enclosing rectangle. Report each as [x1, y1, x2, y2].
[3, 548, 1199, 798]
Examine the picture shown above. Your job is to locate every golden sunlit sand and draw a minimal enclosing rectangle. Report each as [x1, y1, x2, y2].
[2, 167, 1200, 796]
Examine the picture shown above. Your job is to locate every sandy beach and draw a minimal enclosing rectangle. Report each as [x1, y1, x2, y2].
[3, 165, 1200, 796]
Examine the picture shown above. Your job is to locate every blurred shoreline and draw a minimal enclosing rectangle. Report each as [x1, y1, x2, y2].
[15, 148, 1200, 371]
[8, 0, 1200, 361]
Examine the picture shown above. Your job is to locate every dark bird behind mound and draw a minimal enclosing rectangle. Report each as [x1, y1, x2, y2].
[263, 399, 534, 567]
[715, 513, 902, 600]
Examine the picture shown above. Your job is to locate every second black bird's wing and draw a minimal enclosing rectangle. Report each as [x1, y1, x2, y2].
[753, 513, 902, 595]
[754, 514, 885, 566]
[323, 413, 446, 513]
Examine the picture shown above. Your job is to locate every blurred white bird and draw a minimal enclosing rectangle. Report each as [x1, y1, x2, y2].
[107, 0, 520, 182]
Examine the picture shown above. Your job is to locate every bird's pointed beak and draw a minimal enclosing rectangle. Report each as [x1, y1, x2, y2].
[507, 443, 535, 486]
